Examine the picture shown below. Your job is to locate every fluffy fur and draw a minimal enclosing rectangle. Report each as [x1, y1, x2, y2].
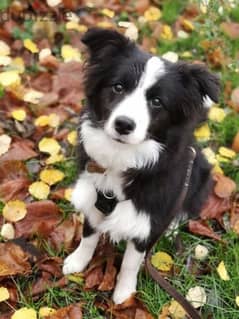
[63, 28, 220, 304]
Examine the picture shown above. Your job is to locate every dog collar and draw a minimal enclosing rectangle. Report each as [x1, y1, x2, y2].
[86, 160, 106, 174]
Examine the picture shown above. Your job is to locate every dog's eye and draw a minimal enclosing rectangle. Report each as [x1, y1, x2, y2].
[150, 97, 161, 108]
[112, 83, 124, 94]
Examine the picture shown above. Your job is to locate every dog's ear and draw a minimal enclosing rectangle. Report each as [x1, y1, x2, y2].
[81, 28, 132, 61]
[188, 63, 220, 106]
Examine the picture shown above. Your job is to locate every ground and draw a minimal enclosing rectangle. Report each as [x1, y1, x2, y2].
[0, 0, 239, 318]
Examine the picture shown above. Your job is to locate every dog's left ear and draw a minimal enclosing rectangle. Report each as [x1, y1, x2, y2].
[188, 64, 220, 106]
[81, 28, 132, 61]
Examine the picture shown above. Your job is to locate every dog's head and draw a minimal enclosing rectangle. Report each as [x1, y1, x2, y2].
[82, 28, 220, 145]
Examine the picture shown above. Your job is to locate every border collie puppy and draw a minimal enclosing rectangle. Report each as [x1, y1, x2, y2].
[63, 28, 220, 304]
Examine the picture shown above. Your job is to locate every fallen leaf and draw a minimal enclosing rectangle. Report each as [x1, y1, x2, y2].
[3, 200, 27, 222]
[144, 6, 161, 22]
[213, 173, 236, 198]
[221, 22, 239, 39]
[85, 266, 104, 289]
[0, 40, 10, 56]
[39, 307, 56, 318]
[188, 220, 221, 241]
[40, 169, 65, 186]
[168, 300, 187, 319]
[236, 296, 239, 307]
[61, 45, 81, 62]
[45, 153, 65, 164]
[66, 22, 87, 33]
[11, 308, 37, 319]
[194, 123, 210, 141]
[218, 147, 236, 159]
[232, 131, 239, 153]
[0, 242, 31, 276]
[11, 109, 26, 122]
[181, 19, 194, 32]
[23, 39, 39, 53]
[151, 251, 173, 272]
[231, 88, 239, 110]
[1, 223, 15, 240]
[64, 188, 73, 201]
[98, 256, 117, 291]
[0, 287, 10, 302]
[44, 303, 82, 319]
[0, 134, 11, 156]
[217, 261, 230, 281]
[202, 147, 217, 165]
[208, 107, 226, 123]
[47, 0, 62, 7]
[38, 137, 61, 155]
[23, 89, 44, 104]
[161, 25, 173, 40]
[194, 244, 209, 260]
[67, 130, 77, 145]
[186, 286, 207, 308]
[0, 71, 21, 88]
[29, 181, 50, 200]
[0, 140, 37, 162]
[162, 51, 178, 63]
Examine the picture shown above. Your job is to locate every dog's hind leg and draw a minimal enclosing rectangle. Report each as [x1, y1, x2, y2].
[113, 241, 145, 304]
[63, 216, 100, 275]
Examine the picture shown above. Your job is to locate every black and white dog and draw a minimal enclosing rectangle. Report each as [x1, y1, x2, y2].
[63, 28, 220, 304]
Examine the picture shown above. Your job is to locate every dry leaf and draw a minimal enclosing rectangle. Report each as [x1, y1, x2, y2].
[144, 7, 161, 22]
[61, 45, 81, 62]
[11, 308, 37, 319]
[47, 0, 62, 7]
[40, 169, 65, 186]
[38, 137, 61, 155]
[23, 89, 44, 104]
[1, 223, 15, 240]
[151, 251, 173, 272]
[0, 140, 37, 162]
[218, 147, 236, 159]
[67, 130, 77, 145]
[208, 107, 226, 123]
[213, 173, 236, 198]
[189, 220, 221, 241]
[168, 300, 187, 319]
[194, 244, 209, 260]
[186, 286, 207, 308]
[0, 71, 21, 87]
[194, 124, 210, 141]
[11, 109, 26, 122]
[0, 134, 11, 156]
[3, 200, 27, 222]
[23, 39, 39, 53]
[221, 22, 239, 39]
[39, 307, 56, 317]
[29, 181, 50, 200]
[217, 261, 230, 281]
[0, 287, 10, 302]
[232, 131, 239, 153]
[0, 40, 10, 56]
[44, 303, 82, 319]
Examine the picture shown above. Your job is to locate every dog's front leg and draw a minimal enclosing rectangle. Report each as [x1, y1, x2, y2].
[113, 241, 145, 304]
[63, 177, 103, 275]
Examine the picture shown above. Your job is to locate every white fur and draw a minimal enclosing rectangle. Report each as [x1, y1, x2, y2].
[98, 200, 151, 243]
[203, 95, 213, 108]
[63, 232, 100, 275]
[105, 56, 166, 144]
[113, 241, 145, 304]
[82, 121, 163, 171]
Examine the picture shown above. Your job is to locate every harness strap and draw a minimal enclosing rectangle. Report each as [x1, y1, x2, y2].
[145, 146, 202, 319]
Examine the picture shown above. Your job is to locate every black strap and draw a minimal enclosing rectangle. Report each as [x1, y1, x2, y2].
[145, 147, 202, 319]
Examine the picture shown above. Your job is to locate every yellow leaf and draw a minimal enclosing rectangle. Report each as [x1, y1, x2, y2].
[3, 200, 27, 222]
[144, 6, 162, 22]
[217, 261, 230, 281]
[202, 147, 217, 165]
[0, 40, 10, 56]
[61, 45, 81, 62]
[218, 147, 236, 159]
[162, 51, 178, 63]
[236, 296, 239, 307]
[11, 308, 37, 319]
[48, 113, 60, 128]
[208, 107, 226, 123]
[38, 137, 61, 155]
[1, 223, 15, 240]
[101, 8, 115, 18]
[35, 115, 50, 127]
[182, 19, 194, 32]
[161, 25, 173, 40]
[0, 56, 12, 66]
[11, 109, 26, 122]
[212, 164, 224, 175]
[194, 123, 211, 141]
[64, 188, 73, 201]
[67, 130, 77, 145]
[66, 22, 87, 33]
[23, 39, 39, 53]
[97, 21, 114, 29]
[0, 134, 11, 156]
[11, 57, 25, 74]
[23, 89, 43, 104]
[67, 273, 84, 284]
[0, 287, 10, 302]
[216, 154, 230, 163]
[168, 300, 187, 319]
[151, 251, 173, 272]
[29, 181, 50, 200]
[39, 307, 56, 317]
[40, 169, 65, 186]
[186, 286, 207, 308]
[0, 71, 21, 88]
[45, 153, 65, 164]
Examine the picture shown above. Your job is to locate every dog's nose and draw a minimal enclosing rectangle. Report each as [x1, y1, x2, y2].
[114, 116, 136, 135]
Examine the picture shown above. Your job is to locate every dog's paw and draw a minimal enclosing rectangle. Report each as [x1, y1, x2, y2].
[112, 275, 136, 304]
[62, 251, 88, 275]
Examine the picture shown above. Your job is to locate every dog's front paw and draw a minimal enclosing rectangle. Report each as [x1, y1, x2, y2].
[112, 275, 136, 304]
[62, 251, 88, 275]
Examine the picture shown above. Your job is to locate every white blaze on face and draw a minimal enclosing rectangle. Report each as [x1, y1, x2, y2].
[105, 57, 166, 144]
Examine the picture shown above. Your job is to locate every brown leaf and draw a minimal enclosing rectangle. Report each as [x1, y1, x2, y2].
[45, 303, 82, 319]
[15, 200, 60, 238]
[221, 22, 239, 39]
[188, 220, 221, 241]
[0, 140, 37, 162]
[31, 275, 68, 296]
[37, 256, 63, 277]
[84, 265, 104, 289]
[98, 256, 117, 291]
[213, 173, 236, 198]
[135, 308, 153, 319]
[231, 88, 239, 111]
[0, 242, 31, 277]
[230, 193, 239, 234]
[200, 193, 231, 222]
[31, 72, 53, 93]
[134, 0, 150, 14]
[232, 131, 239, 153]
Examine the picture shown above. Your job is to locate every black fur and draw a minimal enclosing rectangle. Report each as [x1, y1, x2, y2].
[78, 28, 220, 251]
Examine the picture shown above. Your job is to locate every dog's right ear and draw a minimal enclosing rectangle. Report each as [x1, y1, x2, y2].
[81, 28, 132, 61]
